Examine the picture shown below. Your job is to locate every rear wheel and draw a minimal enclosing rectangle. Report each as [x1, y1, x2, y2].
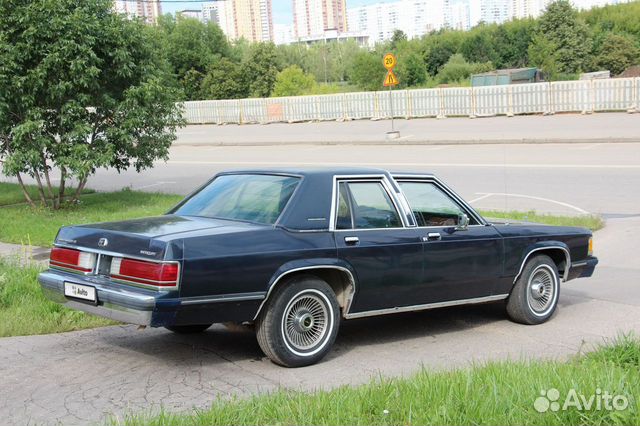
[506, 254, 560, 325]
[165, 324, 212, 334]
[256, 275, 340, 367]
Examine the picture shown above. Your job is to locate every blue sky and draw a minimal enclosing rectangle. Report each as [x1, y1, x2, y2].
[162, 0, 377, 25]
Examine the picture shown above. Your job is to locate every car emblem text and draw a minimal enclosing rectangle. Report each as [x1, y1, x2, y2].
[98, 238, 108, 247]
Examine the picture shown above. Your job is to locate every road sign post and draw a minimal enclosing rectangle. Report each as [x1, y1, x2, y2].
[383, 53, 400, 139]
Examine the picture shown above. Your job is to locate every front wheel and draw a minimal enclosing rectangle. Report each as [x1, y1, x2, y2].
[256, 275, 340, 367]
[506, 254, 560, 325]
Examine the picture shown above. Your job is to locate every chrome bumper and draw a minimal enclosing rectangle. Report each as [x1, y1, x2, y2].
[39, 270, 164, 326]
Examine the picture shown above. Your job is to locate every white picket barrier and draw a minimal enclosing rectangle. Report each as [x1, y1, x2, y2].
[407, 88, 440, 118]
[443, 87, 472, 116]
[182, 78, 640, 124]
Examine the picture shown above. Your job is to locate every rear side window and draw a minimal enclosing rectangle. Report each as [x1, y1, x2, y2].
[337, 181, 402, 229]
[174, 174, 299, 225]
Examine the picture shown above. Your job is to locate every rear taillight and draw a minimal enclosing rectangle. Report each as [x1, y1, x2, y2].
[50, 247, 96, 273]
[110, 257, 179, 288]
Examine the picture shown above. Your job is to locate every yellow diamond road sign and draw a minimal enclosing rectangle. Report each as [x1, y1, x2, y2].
[383, 53, 397, 70]
[383, 70, 399, 87]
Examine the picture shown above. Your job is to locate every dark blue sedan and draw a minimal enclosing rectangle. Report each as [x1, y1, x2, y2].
[39, 168, 598, 367]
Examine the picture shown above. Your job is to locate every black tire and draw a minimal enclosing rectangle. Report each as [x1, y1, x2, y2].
[165, 324, 212, 334]
[506, 254, 560, 325]
[255, 275, 340, 367]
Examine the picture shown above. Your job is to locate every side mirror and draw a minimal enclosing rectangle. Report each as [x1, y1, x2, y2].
[456, 213, 469, 231]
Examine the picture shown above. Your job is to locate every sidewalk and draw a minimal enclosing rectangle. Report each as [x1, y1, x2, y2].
[175, 112, 640, 146]
[0, 242, 49, 265]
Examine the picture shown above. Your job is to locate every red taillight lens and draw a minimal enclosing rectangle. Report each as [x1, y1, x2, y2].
[110, 257, 179, 287]
[50, 247, 95, 272]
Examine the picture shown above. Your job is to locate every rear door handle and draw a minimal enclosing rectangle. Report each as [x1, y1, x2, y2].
[422, 232, 441, 242]
[344, 236, 359, 245]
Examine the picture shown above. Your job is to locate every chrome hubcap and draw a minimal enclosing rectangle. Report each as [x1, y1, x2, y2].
[284, 294, 328, 351]
[527, 266, 555, 314]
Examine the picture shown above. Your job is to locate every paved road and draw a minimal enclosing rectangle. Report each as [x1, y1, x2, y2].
[176, 113, 640, 145]
[1, 138, 640, 424]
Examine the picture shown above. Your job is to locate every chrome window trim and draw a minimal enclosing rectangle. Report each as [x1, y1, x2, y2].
[329, 174, 414, 232]
[392, 174, 488, 227]
[52, 244, 181, 290]
[514, 246, 571, 283]
[344, 294, 509, 319]
[253, 265, 356, 320]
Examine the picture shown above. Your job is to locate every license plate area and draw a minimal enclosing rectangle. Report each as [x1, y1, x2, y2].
[64, 282, 97, 304]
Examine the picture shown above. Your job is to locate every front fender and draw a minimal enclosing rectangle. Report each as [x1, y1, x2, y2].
[514, 241, 571, 283]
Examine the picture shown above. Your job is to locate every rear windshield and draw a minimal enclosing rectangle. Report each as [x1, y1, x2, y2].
[174, 174, 299, 225]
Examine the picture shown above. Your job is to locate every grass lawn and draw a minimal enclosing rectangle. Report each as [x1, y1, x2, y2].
[479, 210, 604, 231]
[118, 336, 639, 425]
[0, 187, 184, 247]
[0, 181, 94, 206]
[0, 258, 116, 337]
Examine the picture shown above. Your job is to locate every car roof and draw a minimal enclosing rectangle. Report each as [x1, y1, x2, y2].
[217, 167, 435, 178]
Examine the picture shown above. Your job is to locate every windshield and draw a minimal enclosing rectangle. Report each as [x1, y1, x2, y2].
[174, 174, 300, 225]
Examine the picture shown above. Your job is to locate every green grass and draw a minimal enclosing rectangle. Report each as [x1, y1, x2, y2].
[118, 335, 640, 426]
[0, 181, 94, 206]
[480, 210, 604, 231]
[0, 258, 116, 337]
[0, 187, 184, 247]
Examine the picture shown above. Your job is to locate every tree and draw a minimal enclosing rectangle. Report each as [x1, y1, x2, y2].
[157, 15, 230, 99]
[536, 0, 592, 73]
[436, 54, 493, 84]
[348, 51, 386, 91]
[0, 0, 184, 209]
[459, 27, 499, 64]
[528, 34, 560, 76]
[200, 58, 249, 100]
[243, 42, 279, 98]
[391, 30, 408, 49]
[594, 33, 640, 75]
[398, 52, 428, 87]
[272, 66, 317, 97]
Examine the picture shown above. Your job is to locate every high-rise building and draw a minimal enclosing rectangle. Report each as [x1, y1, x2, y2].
[293, 0, 348, 39]
[202, 0, 273, 42]
[347, 0, 446, 46]
[479, 0, 510, 23]
[445, 0, 471, 30]
[113, 0, 162, 24]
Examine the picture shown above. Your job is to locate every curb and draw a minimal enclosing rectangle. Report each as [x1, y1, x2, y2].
[173, 138, 640, 147]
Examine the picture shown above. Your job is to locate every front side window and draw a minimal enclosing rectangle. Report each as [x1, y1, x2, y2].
[399, 181, 476, 227]
[337, 181, 402, 229]
[173, 174, 299, 225]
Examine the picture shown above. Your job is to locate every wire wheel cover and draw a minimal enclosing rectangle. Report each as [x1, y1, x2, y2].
[527, 266, 556, 314]
[283, 293, 329, 351]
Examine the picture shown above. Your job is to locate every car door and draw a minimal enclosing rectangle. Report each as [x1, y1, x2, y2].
[334, 178, 424, 313]
[396, 178, 504, 304]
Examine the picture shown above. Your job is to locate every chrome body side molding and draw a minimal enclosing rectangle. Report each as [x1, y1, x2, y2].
[344, 294, 509, 319]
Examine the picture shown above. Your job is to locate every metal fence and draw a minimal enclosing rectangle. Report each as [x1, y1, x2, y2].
[182, 78, 640, 125]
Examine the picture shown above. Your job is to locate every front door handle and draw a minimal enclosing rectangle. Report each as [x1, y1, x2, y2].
[344, 236, 359, 245]
[422, 232, 442, 242]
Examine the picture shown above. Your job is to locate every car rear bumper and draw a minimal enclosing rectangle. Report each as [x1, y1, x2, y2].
[38, 270, 264, 327]
[567, 256, 598, 281]
[39, 270, 173, 326]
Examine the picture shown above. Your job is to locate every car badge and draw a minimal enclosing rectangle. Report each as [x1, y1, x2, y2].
[98, 238, 109, 247]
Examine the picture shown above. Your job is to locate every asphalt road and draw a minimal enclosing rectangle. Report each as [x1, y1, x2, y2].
[1, 135, 640, 424]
